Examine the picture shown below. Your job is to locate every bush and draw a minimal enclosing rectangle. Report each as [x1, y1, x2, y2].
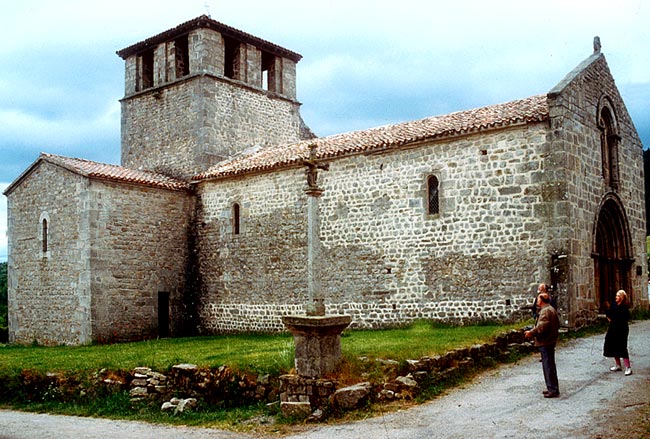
[0, 262, 6, 340]
[0, 262, 6, 304]
[631, 306, 650, 321]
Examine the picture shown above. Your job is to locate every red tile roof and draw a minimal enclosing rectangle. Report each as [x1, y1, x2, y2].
[40, 153, 191, 191]
[194, 94, 550, 181]
[117, 15, 302, 62]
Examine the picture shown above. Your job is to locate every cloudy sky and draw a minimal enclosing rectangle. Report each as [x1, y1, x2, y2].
[1, 0, 649, 261]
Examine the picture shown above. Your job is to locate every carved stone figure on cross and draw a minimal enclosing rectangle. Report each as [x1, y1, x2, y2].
[304, 143, 329, 190]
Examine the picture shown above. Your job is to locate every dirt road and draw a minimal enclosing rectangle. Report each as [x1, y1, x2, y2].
[1, 320, 648, 439]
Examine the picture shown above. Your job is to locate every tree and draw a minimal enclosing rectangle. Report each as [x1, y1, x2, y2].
[0, 262, 7, 305]
[0, 262, 6, 333]
[645, 149, 650, 236]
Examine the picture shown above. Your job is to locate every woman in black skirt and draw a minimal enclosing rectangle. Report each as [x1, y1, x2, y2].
[603, 290, 632, 376]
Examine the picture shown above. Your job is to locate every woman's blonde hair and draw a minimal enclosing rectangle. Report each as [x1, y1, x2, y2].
[616, 290, 629, 306]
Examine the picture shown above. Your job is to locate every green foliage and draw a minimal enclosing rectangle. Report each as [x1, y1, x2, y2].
[0, 262, 6, 302]
[631, 306, 650, 321]
[644, 149, 650, 235]
[0, 262, 7, 339]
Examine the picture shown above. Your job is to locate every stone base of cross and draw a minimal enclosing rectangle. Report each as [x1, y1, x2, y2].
[281, 315, 352, 378]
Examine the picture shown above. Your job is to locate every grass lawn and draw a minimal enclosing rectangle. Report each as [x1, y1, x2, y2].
[0, 332, 296, 375]
[0, 320, 527, 376]
[342, 320, 526, 359]
[0, 319, 535, 432]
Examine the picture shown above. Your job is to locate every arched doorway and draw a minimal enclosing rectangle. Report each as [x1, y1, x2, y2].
[593, 194, 633, 313]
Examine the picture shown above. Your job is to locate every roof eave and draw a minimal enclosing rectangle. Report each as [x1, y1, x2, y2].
[193, 115, 549, 184]
[3, 154, 61, 196]
[116, 15, 302, 62]
[548, 52, 603, 98]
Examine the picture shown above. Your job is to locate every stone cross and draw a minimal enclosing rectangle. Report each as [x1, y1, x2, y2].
[593, 36, 601, 54]
[302, 143, 329, 316]
[281, 143, 350, 379]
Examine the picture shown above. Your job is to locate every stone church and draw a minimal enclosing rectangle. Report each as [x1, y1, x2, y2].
[4, 16, 647, 345]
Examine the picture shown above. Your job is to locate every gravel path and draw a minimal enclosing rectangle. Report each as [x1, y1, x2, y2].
[1, 320, 648, 439]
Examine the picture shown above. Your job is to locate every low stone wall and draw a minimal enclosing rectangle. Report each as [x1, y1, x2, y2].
[0, 329, 535, 421]
[279, 375, 338, 419]
[126, 363, 279, 407]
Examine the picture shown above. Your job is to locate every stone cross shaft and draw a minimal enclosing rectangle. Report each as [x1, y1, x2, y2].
[303, 144, 329, 316]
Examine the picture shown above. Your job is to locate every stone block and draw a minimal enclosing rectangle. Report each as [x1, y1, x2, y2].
[280, 401, 312, 419]
[330, 382, 373, 410]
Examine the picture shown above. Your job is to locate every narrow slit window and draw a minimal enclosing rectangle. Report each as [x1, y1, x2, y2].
[232, 203, 241, 235]
[427, 175, 440, 215]
[42, 218, 48, 253]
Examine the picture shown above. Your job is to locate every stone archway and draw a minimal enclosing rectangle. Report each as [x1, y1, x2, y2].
[593, 194, 634, 313]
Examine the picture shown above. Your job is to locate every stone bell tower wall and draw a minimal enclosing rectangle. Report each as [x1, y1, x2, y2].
[118, 17, 308, 180]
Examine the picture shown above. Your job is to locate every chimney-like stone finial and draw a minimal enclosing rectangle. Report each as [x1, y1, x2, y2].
[593, 36, 601, 54]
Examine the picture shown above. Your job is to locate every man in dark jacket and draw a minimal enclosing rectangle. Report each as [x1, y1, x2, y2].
[525, 292, 560, 398]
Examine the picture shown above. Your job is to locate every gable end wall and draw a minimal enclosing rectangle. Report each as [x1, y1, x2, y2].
[6, 163, 91, 345]
[547, 55, 647, 325]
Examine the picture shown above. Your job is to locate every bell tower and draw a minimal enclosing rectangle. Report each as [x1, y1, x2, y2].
[117, 15, 314, 180]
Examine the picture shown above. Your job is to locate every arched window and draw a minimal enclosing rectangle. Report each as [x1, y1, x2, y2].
[39, 211, 50, 258]
[232, 203, 241, 235]
[427, 175, 440, 215]
[598, 97, 620, 191]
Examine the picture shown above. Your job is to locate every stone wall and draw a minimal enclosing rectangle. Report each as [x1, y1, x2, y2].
[120, 75, 306, 180]
[6, 162, 92, 345]
[196, 123, 551, 333]
[547, 54, 647, 326]
[6, 162, 194, 345]
[87, 180, 193, 342]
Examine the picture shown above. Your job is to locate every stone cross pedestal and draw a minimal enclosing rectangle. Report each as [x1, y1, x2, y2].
[282, 315, 351, 378]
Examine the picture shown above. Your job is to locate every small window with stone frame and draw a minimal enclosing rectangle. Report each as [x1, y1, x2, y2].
[232, 202, 241, 236]
[427, 175, 440, 215]
[39, 212, 50, 258]
[42, 218, 48, 253]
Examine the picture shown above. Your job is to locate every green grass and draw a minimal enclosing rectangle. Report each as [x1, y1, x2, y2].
[0, 333, 296, 375]
[0, 320, 526, 376]
[4, 393, 272, 431]
[342, 320, 525, 360]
